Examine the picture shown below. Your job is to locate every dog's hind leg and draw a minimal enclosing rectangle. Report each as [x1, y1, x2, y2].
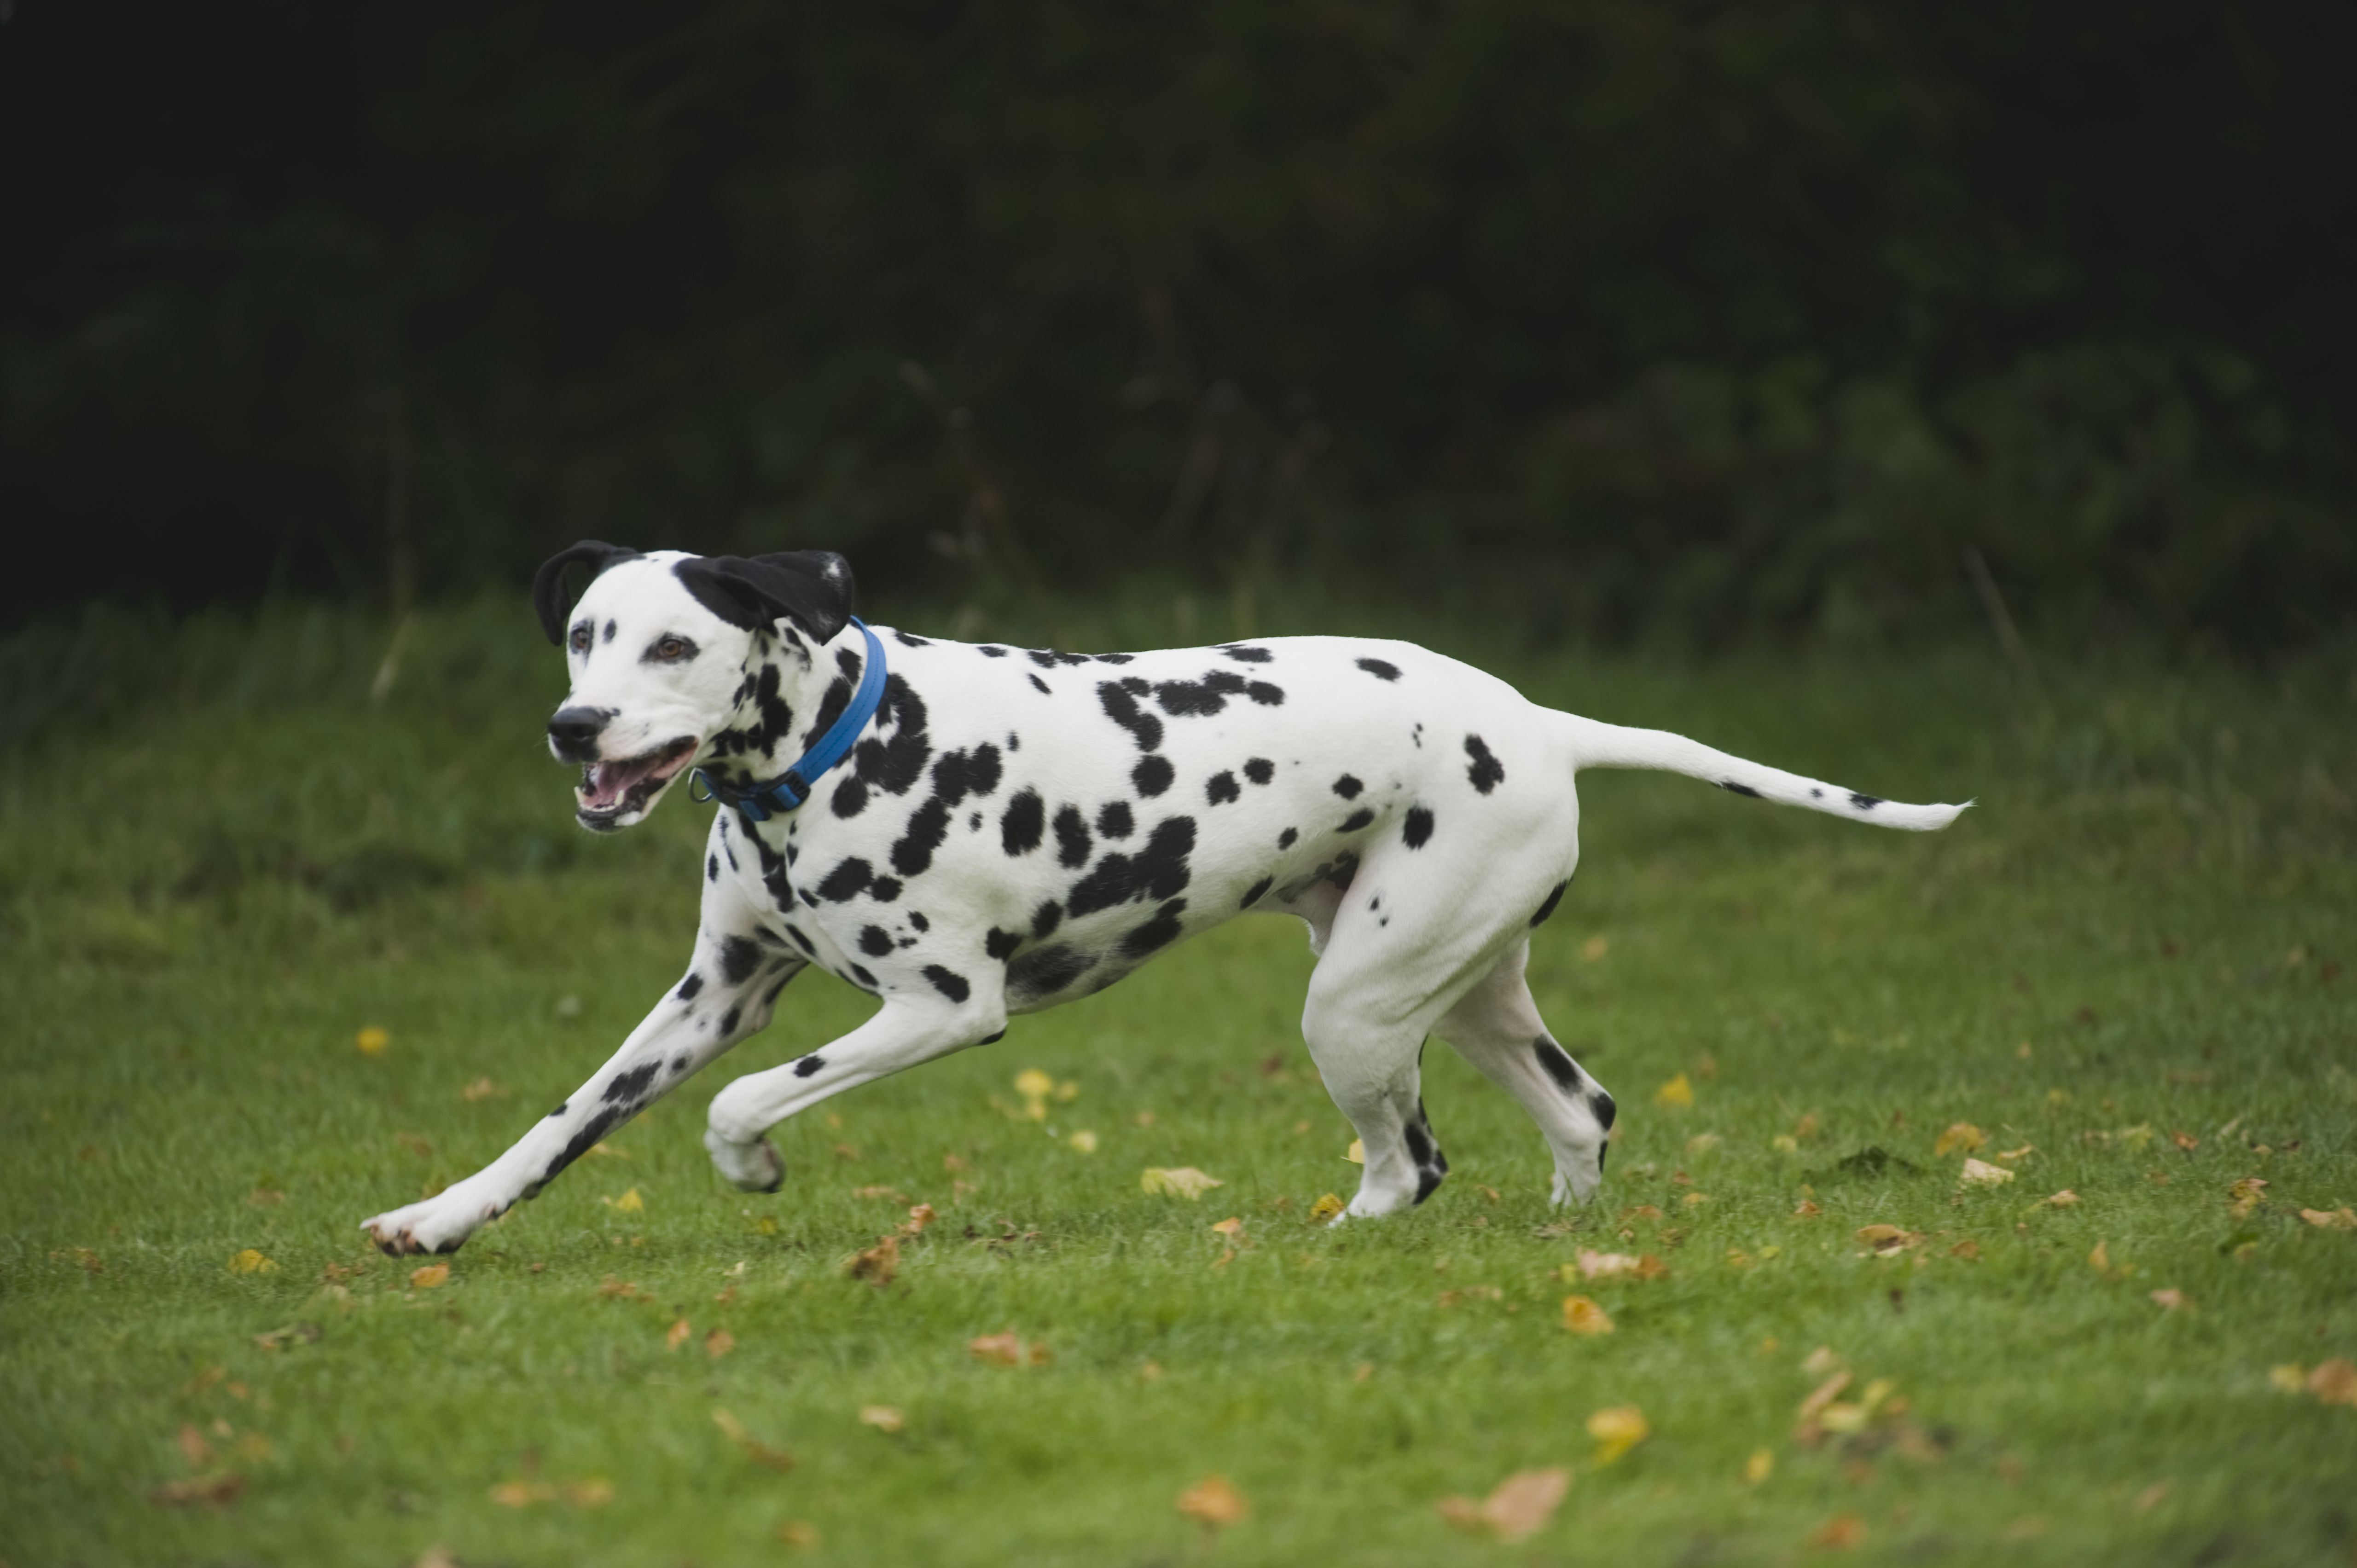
[1435, 939, 1615, 1205]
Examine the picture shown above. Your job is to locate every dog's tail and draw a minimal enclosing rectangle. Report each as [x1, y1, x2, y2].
[1557, 714, 1969, 832]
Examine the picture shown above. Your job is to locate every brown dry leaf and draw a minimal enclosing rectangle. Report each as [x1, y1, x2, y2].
[2309, 1359, 2357, 1407]
[413, 1546, 459, 1568]
[1560, 1296, 1615, 1335]
[712, 1408, 795, 1471]
[1623, 1204, 1666, 1222]
[253, 1322, 322, 1352]
[859, 1404, 905, 1434]
[2148, 1288, 2189, 1311]
[901, 1203, 937, 1235]
[1960, 1157, 2015, 1187]
[1175, 1473, 1250, 1527]
[1993, 1144, 2035, 1163]
[461, 1077, 502, 1102]
[1581, 934, 1610, 962]
[1436, 1467, 1572, 1543]
[1855, 1225, 1922, 1255]
[1933, 1122, 1985, 1157]
[2170, 1129, 2200, 1151]
[1210, 1217, 1246, 1240]
[968, 1329, 1050, 1368]
[2228, 1177, 2269, 1219]
[1950, 1240, 1983, 1261]
[564, 1480, 614, 1508]
[847, 1235, 900, 1287]
[2300, 1207, 2357, 1231]
[1811, 1513, 1867, 1549]
[489, 1480, 547, 1508]
[1572, 1249, 1643, 1279]
[777, 1520, 822, 1549]
[1586, 1405, 1649, 1465]
[408, 1263, 451, 1290]
[1140, 1167, 1225, 1200]
[176, 1424, 214, 1467]
[1308, 1192, 1346, 1225]
[597, 1276, 651, 1302]
[151, 1474, 244, 1508]
[704, 1328, 736, 1360]
[2042, 1189, 2080, 1208]
[1793, 1200, 1823, 1219]
[1802, 1345, 1843, 1375]
[665, 1319, 692, 1351]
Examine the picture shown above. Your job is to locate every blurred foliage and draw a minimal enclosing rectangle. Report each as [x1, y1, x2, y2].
[3, 1, 2352, 651]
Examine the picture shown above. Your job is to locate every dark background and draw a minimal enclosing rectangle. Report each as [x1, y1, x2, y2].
[5, 0, 2352, 652]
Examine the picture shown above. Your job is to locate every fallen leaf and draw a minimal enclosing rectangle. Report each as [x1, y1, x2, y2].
[1435, 1467, 1571, 1543]
[1141, 1167, 1225, 1199]
[1811, 1513, 1867, 1549]
[1854, 1225, 1921, 1255]
[704, 1328, 736, 1359]
[2309, 1359, 2357, 1406]
[1682, 1191, 1710, 1207]
[711, 1408, 795, 1471]
[2228, 1178, 2269, 1219]
[596, 1275, 652, 1302]
[604, 1187, 645, 1214]
[1067, 1130, 1099, 1154]
[900, 1203, 937, 1235]
[176, 1424, 214, 1466]
[1308, 1192, 1346, 1225]
[846, 1235, 900, 1286]
[355, 1027, 389, 1057]
[666, 1319, 692, 1351]
[1560, 1296, 1614, 1335]
[409, 1263, 450, 1290]
[1586, 1404, 1649, 1465]
[564, 1480, 614, 1508]
[461, 1077, 501, 1102]
[1950, 1240, 1982, 1261]
[1803, 1345, 1843, 1375]
[1960, 1157, 2015, 1187]
[1581, 934, 1609, 962]
[1933, 1122, 1985, 1157]
[2148, 1288, 2188, 1311]
[151, 1474, 244, 1507]
[968, 1329, 1050, 1368]
[2043, 1189, 2080, 1207]
[2300, 1207, 2357, 1231]
[1572, 1250, 1642, 1280]
[1793, 1110, 1821, 1142]
[1343, 1139, 1365, 1164]
[1792, 1199, 1823, 1219]
[1175, 1473, 1249, 1527]
[1624, 1204, 1665, 1222]
[2171, 1129, 2200, 1151]
[1744, 1448, 1774, 1484]
[227, 1249, 277, 1275]
[1797, 1371, 1853, 1431]
[414, 1546, 459, 1568]
[2133, 1481, 2169, 1515]
[1210, 1217, 1246, 1239]
[858, 1405, 905, 1434]
[777, 1520, 821, 1549]
[489, 1480, 546, 1507]
[2269, 1363, 2309, 1393]
[1655, 1072, 1694, 1109]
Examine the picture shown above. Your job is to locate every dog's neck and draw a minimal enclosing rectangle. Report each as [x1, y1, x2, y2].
[699, 621, 867, 790]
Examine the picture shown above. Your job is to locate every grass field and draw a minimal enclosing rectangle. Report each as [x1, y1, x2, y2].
[4, 594, 2354, 1566]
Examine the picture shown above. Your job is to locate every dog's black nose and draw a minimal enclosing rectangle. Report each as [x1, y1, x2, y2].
[547, 706, 614, 761]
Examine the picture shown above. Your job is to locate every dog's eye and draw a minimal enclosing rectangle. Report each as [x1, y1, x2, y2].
[651, 635, 695, 662]
[568, 625, 592, 655]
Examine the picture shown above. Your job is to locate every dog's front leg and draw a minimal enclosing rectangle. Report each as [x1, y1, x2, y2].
[360, 922, 803, 1257]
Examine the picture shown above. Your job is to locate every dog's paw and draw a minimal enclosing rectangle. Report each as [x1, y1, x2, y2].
[360, 1186, 499, 1257]
[704, 1127, 785, 1193]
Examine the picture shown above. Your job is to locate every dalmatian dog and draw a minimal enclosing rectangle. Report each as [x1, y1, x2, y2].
[361, 544, 1966, 1256]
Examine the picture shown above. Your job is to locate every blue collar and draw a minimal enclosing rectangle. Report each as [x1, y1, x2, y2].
[690, 617, 887, 823]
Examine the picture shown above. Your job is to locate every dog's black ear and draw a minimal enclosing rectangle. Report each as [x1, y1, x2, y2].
[674, 550, 856, 643]
[532, 540, 642, 644]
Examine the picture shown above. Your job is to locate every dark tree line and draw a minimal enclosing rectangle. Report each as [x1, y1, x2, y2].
[4, 0, 2352, 649]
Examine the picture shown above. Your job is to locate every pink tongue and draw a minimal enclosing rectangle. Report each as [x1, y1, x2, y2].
[585, 758, 657, 809]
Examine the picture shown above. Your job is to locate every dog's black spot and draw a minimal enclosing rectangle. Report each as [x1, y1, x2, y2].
[1530, 878, 1570, 926]
[1097, 800, 1135, 839]
[893, 631, 930, 648]
[547, 1100, 569, 1118]
[540, 1105, 627, 1185]
[678, 972, 705, 1001]
[859, 925, 894, 958]
[670, 1053, 691, 1075]
[1066, 816, 1196, 918]
[1205, 770, 1240, 805]
[784, 926, 816, 956]
[792, 1052, 826, 1079]
[602, 619, 616, 645]
[1242, 757, 1274, 786]
[1590, 1089, 1617, 1132]
[1027, 649, 1058, 669]
[986, 927, 1024, 961]
[1464, 735, 1504, 794]
[1403, 1114, 1434, 1166]
[1719, 780, 1761, 798]
[850, 676, 931, 796]
[818, 857, 872, 902]
[1008, 943, 1093, 999]
[707, 854, 720, 883]
[720, 935, 763, 984]
[1355, 657, 1400, 682]
[1333, 774, 1363, 799]
[1095, 653, 1133, 665]
[1850, 792, 1882, 810]
[832, 776, 870, 817]
[1031, 900, 1064, 939]
[923, 964, 971, 1003]
[931, 744, 1003, 806]
[1811, 787, 1823, 798]
[909, 911, 929, 932]
[1001, 787, 1046, 855]
[1402, 806, 1435, 849]
[868, 877, 900, 903]
[1008, 732, 1021, 751]
[1132, 755, 1175, 797]
[1277, 827, 1298, 849]
[604, 1060, 661, 1105]
[719, 1003, 742, 1034]
[890, 797, 952, 876]
[1096, 682, 1165, 752]
[1246, 681, 1284, 705]
[848, 962, 877, 989]
[1029, 673, 1051, 694]
[978, 644, 1008, 657]
[1154, 670, 1250, 717]
[1121, 898, 1187, 957]
[1533, 1037, 1582, 1092]
[1338, 807, 1374, 833]
[802, 674, 853, 750]
[1240, 875, 1272, 908]
[1219, 644, 1272, 663]
[1053, 805, 1092, 868]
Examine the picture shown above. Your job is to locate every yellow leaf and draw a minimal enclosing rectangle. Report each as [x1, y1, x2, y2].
[1570, 1250, 1645, 1280]
[605, 1187, 644, 1213]
[2300, 1207, 2357, 1231]
[1933, 1122, 1985, 1157]
[1435, 1467, 1571, 1543]
[859, 1404, 905, 1433]
[1056, 1079, 1080, 1102]
[666, 1319, 692, 1351]
[355, 1027, 390, 1057]
[1560, 1296, 1614, 1335]
[408, 1263, 450, 1290]
[2044, 1189, 2080, 1207]
[2228, 1177, 2269, 1219]
[1771, 1134, 1800, 1154]
[704, 1328, 736, 1359]
[1585, 1404, 1649, 1465]
[226, 1250, 277, 1275]
[2269, 1363, 2308, 1393]
[1066, 1130, 1099, 1154]
[1802, 1346, 1843, 1375]
[1681, 1191, 1709, 1207]
[2148, 1288, 2188, 1311]
[1343, 1139, 1365, 1164]
[1210, 1217, 1246, 1239]
[563, 1480, 613, 1508]
[967, 1329, 1049, 1368]
[1013, 1069, 1054, 1099]
[1308, 1192, 1346, 1225]
[1960, 1157, 2014, 1186]
[1175, 1473, 1249, 1527]
[1141, 1167, 1225, 1199]
[1854, 1225, 1920, 1255]
[1744, 1448, 1774, 1484]
[2309, 1359, 2357, 1407]
[1580, 934, 1609, 962]
[488, 1481, 545, 1508]
[1654, 1073, 1694, 1109]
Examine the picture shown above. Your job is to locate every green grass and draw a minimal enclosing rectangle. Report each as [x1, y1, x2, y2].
[4, 596, 2355, 1566]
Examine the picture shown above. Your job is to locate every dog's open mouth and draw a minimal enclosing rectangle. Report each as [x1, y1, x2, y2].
[575, 736, 698, 825]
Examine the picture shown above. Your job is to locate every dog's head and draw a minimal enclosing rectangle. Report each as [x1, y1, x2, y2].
[532, 542, 856, 832]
